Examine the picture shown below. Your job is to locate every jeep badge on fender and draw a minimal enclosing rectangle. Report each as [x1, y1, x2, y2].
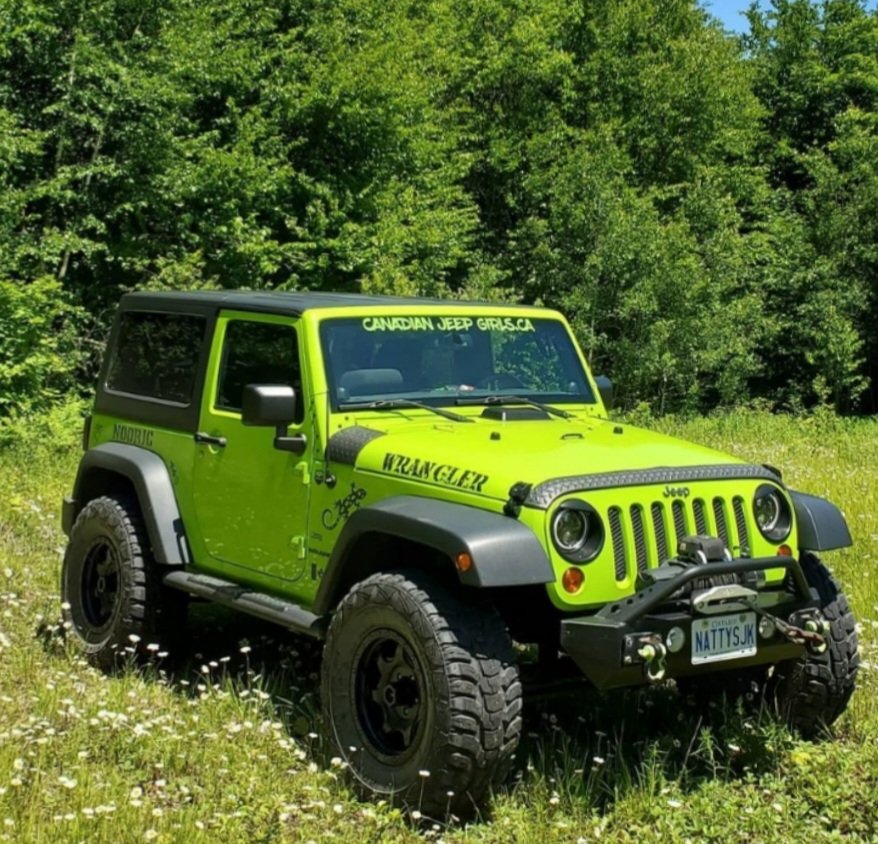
[60, 290, 858, 816]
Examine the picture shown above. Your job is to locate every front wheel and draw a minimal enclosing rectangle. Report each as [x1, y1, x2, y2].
[320, 570, 522, 817]
[770, 552, 858, 736]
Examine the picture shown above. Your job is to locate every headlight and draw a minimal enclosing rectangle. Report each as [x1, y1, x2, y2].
[550, 500, 604, 563]
[752, 484, 792, 542]
[554, 508, 588, 552]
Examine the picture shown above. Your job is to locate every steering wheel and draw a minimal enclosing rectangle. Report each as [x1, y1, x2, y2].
[477, 373, 526, 390]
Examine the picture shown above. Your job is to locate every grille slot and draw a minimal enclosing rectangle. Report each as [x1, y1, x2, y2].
[672, 500, 687, 548]
[651, 502, 668, 563]
[733, 496, 750, 555]
[693, 498, 707, 535]
[608, 506, 626, 580]
[630, 505, 648, 573]
[712, 497, 730, 548]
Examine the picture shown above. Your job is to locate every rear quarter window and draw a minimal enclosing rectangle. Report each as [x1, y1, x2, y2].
[106, 311, 206, 404]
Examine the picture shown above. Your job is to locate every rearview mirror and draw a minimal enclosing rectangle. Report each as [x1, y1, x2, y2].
[594, 375, 614, 411]
[242, 384, 296, 427]
[241, 384, 307, 454]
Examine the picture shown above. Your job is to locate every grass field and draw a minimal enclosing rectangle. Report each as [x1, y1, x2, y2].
[0, 410, 876, 843]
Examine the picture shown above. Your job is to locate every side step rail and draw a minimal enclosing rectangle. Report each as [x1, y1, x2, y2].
[163, 570, 327, 639]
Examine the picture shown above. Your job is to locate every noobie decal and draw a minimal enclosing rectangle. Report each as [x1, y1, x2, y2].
[382, 452, 489, 493]
[112, 423, 154, 448]
[362, 316, 535, 333]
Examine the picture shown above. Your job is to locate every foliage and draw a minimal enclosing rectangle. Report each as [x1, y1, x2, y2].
[1, 412, 877, 840]
[1, 0, 878, 414]
[0, 276, 85, 415]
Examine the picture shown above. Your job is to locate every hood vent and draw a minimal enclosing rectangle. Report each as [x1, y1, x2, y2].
[481, 406, 549, 421]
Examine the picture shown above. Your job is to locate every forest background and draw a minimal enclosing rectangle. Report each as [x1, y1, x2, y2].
[2, 0, 878, 425]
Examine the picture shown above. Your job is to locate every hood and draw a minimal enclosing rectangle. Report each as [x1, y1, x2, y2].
[335, 414, 746, 504]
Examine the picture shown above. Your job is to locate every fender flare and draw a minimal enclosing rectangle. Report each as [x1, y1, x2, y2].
[790, 490, 852, 552]
[314, 495, 553, 614]
[68, 442, 190, 565]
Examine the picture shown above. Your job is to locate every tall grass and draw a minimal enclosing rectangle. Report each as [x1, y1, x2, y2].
[0, 411, 876, 842]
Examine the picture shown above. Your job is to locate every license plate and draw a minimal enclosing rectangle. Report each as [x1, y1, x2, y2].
[691, 612, 757, 665]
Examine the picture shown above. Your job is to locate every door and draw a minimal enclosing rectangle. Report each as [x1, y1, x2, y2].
[191, 311, 312, 590]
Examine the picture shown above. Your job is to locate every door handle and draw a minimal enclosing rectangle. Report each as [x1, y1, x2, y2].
[194, 432, 227, 448]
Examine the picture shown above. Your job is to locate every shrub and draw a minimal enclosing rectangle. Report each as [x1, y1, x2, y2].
[0, 276, 86, 417]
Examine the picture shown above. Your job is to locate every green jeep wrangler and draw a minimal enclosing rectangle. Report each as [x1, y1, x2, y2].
[61, 291, 858, 814]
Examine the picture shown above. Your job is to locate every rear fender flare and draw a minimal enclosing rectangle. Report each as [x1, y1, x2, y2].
[69, 442, 190, 565]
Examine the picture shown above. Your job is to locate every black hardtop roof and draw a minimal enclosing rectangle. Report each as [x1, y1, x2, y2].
[121, 289, 542, 317]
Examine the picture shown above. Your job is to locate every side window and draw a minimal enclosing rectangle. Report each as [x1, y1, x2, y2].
[216, 320, 304, 423]
[106, 311, 205, 404]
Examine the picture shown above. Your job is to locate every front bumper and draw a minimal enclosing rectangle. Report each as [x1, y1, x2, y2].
[560, 555, 821, 690]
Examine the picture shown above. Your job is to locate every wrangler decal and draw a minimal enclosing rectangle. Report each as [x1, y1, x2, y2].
[382, 452, 489, 493]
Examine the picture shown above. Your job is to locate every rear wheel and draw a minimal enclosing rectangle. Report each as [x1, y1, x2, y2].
[321, 570, 522, 817]
[61, 496, 185, 669]
[770, 552, 858, 736]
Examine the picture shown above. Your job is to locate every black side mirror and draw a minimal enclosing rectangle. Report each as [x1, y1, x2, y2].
[594, 375, 614, 411]
[241, 384, 306, 454]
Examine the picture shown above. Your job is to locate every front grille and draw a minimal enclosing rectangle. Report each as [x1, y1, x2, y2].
[693, 498, 708, 535]
[609, 495, 750, 582]
[609, 506, 626, 581]
[651, 502, 668, 561]
[631, 505, 648, 573]
[713, 498, 730, 547]
[733, 496, 750, 554]
[672, 500, 687, 545]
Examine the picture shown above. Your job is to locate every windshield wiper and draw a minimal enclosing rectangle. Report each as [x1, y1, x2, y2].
[340, 398, 473, 423]
[455, 394, 576, 420]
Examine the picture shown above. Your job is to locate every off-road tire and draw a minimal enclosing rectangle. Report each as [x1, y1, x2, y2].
[61, 496, 186, 669]
[770, 552, 858, 737]
[321, 570, 522, 818]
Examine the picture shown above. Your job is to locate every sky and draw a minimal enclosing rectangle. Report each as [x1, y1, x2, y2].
[701, 0, 878, 33]
[700, 0, 754, 32]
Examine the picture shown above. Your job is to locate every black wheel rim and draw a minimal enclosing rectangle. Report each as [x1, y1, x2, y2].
[354, 631, 426, 760]
[80, 540, 122, 631]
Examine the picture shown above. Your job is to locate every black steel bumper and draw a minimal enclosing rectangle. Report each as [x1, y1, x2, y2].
[560, 556, 821, 690]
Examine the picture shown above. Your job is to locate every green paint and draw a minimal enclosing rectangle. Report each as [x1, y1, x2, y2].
[87, 301, 798, 611]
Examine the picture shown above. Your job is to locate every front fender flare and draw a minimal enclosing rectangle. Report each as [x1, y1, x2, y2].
[69, 442, 190, 565]
[790, 490, 852, 552]
[314, 495, 553, 614]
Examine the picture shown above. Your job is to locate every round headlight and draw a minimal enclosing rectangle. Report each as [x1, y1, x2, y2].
[752, 484, 792, 542]
[550, 501, 604, 563]
[554, 508, 589, 552]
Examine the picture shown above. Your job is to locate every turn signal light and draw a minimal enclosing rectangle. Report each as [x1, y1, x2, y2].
[562, 567, 584, 593]
[778, 544, 792, 557]
[455, 552, 473, 573]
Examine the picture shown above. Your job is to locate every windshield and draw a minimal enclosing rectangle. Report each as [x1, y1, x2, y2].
[320, 314, 596, 408]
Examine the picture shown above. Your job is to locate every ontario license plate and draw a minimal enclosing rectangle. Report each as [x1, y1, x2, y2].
[691, 612, 757, 665]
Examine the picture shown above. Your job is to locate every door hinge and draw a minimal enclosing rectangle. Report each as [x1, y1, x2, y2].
[290, 535, 307, 560]
[295, 461, 311, 485]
